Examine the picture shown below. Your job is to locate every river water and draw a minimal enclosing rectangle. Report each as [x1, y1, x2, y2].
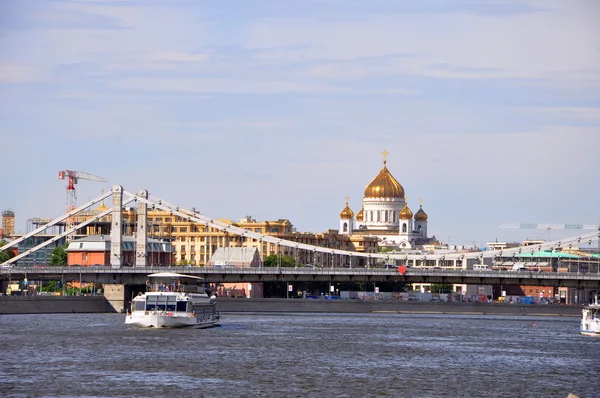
[0, 313, 597, 398]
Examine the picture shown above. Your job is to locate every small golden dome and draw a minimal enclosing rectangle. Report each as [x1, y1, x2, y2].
[363, 160, 405, 199]
[356, 206, 364, 222]
[399, 203, 413, 220]
[414, 205, 428, 221]
[340, 198, 354, 219]
[96, 201, 108, 211]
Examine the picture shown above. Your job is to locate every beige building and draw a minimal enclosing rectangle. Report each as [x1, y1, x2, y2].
[144, 213, 378, 267]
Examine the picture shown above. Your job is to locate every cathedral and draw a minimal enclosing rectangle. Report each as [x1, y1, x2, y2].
[338, 151, 435, 250]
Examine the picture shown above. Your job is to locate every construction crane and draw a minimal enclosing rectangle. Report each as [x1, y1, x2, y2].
[58, 170, 108, 240]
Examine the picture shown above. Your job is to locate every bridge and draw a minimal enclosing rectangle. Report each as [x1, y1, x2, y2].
[2, 266, 599, 289]
[2, 186, 599, 266]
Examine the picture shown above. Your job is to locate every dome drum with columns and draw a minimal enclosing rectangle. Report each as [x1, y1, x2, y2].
[337, 151, 432, 250]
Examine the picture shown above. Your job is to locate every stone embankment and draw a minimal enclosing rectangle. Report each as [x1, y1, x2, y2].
[0, 296, 583, 316]
[0, 296, 112, 314]
[217, 298, 582, 317]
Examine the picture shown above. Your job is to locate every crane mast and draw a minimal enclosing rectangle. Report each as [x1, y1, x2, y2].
[58, 170, 108, 241]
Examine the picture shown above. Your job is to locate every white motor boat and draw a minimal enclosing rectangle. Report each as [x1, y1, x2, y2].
[581, 291, 600, 337]
[125, 272, 219, 328]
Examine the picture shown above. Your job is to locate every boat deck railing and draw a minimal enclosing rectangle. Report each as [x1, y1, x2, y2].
[145, 280, 203, 294]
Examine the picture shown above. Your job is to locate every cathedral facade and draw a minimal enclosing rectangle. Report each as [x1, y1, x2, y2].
[338, 151, 433, 250]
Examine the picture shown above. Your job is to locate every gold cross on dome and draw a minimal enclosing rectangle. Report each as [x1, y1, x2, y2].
[345, 195, 350, 205]
[404, 195, 408, 204]
[419, 198, 423, 206]
[382, 149, 389, 163]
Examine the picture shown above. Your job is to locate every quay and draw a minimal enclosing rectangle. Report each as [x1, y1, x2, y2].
[0, 295, 582, 317]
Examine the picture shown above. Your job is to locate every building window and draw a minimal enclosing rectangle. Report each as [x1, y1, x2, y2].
[402, 223, 407, 233]
[384, 211, 388, 223]
[343, 222, 348, 232]
[180, 227, 187, 233]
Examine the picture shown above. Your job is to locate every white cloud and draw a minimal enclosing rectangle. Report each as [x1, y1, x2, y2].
[527, 106, 600, 121]
[112, 77, 348, 94]
[245, 1, 600, 81]
[0, 63, 45, 83]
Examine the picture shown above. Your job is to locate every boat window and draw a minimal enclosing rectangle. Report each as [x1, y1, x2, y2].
[166, 296, 177, 311]
[146, 296, 158, 311]
[176, 301, 187, 312]
[134, 301, 145, 311]
[156, 296, 168, 311]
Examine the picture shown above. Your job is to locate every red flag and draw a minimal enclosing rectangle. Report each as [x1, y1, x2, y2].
[398, 265, 407, 275]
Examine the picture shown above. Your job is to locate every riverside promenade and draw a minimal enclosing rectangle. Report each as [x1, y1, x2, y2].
[0, 296, 582, 316]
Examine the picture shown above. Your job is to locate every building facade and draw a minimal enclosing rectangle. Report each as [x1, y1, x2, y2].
[145, 213, 379, 267]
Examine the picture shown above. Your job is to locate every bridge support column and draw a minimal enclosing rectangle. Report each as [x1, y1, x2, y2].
[135, 189, 148, 267]
[103, 284, 125, 313]
[110, 185, 123, 268]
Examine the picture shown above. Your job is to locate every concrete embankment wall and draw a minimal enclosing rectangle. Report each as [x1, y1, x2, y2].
[217, 298, 582, 317]
[0, 296, 114, 315]
[0, 296, 583, 316]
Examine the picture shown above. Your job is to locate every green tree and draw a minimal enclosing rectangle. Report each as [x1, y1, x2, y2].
[430, 283, 453, 294]
[41, 281, 61, 293]
[0, 239, 16, 263]
[263, 254, 296, 267]
[49, 244, 68, 266]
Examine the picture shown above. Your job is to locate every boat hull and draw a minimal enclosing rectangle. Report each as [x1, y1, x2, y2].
[125, 312, 218, 328]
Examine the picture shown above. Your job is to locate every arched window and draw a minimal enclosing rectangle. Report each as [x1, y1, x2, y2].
[402, 223, 407, 233]
[384, 211, 388, 223]
[343, 222, 348, 232]
[393, 211, 396, 223]
[377, 211, 381, 222]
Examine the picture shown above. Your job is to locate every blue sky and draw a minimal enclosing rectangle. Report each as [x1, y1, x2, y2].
[1, 0, 599, 247]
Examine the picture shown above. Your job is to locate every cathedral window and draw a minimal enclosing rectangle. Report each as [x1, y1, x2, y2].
[402, 223, 407, 233]
[343, 222, 348, 232]
[377, 211, 381, 222]
[393, 212, 396, 223]
[384, 211, 388, 223]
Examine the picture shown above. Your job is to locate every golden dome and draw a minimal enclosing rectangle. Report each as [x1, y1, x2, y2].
[96, 201, 108, 212]
[399, 203, 413, 220]
[363, 160, 405, 199]
[414, 205, 428, 221]
[356, 206, 364, 222]
[340, 197, 354, 219]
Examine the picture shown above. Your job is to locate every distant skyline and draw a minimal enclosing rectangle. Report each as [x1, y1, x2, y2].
[1, 0, 599, 247]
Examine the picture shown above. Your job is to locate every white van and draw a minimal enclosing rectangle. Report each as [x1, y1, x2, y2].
[473, 264, 490, 271]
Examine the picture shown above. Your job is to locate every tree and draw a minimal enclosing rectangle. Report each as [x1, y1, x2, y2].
[0, 239, 15, 263]
[50, 244, 68, 266]
[430, 283, 453, 294]
[263, 254, 296, 267]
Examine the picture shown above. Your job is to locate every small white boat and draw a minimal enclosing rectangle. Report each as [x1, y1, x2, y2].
[581, 291, 600, 337]
[125, 272, 219, 328]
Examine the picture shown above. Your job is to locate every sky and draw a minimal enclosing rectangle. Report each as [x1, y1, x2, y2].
[1, 0, 599, 247]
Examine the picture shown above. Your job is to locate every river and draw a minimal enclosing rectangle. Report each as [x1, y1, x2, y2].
[0, 313, 597, 398]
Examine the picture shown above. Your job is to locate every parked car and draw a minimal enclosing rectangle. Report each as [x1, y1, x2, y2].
[383, 264, 396, 269]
